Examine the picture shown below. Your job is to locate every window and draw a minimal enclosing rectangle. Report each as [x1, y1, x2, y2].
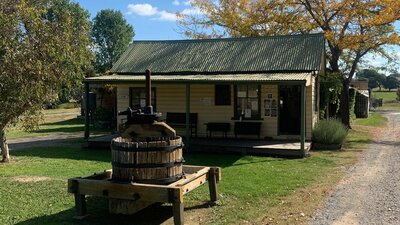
[129, 88, 156, 111]
[234, 85, 261, 119]
[215, 84, 231, 105]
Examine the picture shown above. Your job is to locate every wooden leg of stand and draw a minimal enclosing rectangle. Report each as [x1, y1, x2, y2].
[173, 201, 184, 225]
[209, 168, 219, 202]
[73, 193, 88, 220]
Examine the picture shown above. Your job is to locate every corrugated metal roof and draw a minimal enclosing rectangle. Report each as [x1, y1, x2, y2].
[111, 34, 324, 74]
[86, 73, 312, 85]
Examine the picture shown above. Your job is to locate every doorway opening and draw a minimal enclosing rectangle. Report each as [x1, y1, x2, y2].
[279, 85, 301, 135]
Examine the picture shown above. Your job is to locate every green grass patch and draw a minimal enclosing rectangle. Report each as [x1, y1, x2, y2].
[352, 112, 388, 127]
[7, 118, 85, 139]
[0, 110, 385, 224]
[379, 102, 400, 111]
[0, 141, 363, 225]
[6, 107, 111, 140]
[0, 124, 371, 225]
[343, 127, 374, 150]
[57, 102, 80, 109]
[371, 91, 397, 101]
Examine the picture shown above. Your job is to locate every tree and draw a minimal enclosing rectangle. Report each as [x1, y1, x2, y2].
[389, 72, 400, 78]
[92, 10, 134, 73]
[0, 0, 93, 162]
[357, 69, 386, 90]
[178, 0, 400, 127]
[383, 75, 400, 91]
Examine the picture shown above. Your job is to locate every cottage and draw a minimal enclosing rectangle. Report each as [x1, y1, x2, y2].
[84, 33, 325, 156]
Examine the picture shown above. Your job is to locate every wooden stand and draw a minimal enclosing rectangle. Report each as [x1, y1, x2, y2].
[68, 165, 221, 225]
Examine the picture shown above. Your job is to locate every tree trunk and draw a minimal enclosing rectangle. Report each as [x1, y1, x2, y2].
[339, 80, 351, 129]
[0, 128, 10, 163]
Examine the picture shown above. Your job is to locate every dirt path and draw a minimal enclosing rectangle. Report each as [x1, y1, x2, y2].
[309, 111, 400, 225]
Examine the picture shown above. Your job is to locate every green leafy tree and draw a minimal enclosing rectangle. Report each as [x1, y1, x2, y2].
[178, 0, 400, 127]
[357, 69, 386, 90]
[0, 0, 93, 162]
[389, 72, 400, 78]
[383, 75, 400, 91]
[319, 72, 342, 118]
[92, 9, 134, 73]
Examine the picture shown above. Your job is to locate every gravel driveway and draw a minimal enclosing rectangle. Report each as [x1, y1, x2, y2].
[309, 111, 400, 225]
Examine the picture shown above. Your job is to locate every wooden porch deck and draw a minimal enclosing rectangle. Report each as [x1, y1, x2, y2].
[190, 138, 311, 157]
[87, 135, 311, 157]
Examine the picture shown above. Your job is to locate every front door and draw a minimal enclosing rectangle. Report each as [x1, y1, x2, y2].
[279, 85, 301, 135]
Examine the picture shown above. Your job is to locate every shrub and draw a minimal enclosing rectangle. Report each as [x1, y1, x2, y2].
[312, 119, 348, 145]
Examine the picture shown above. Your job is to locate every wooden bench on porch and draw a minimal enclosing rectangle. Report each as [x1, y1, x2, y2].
[205, 122, 230, 138]
[234, 121, 262, 139]
[166, 112, 198, 137]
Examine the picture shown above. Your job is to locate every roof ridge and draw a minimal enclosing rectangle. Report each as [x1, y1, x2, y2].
[131, 33, 324, 43]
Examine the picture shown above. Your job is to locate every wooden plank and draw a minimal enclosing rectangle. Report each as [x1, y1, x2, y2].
[84, 170, 112, 180]
[170, 166, 209, 187]
[180, 173, 208, 195]
[68, 178, 180, 203]
[182, 165, 207, 174]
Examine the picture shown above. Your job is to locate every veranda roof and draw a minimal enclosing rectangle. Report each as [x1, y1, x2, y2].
[85, 72, 313, 86]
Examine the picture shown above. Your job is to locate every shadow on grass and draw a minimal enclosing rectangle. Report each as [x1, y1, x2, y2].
[185, 152, 249, 168]
[35, 118, 85, 133]
[12, 144, 298, 169]
[33, 118, 113, 134]
[12, 146, 243, 167]
[15, 197, 176, 225]
[184, 152, 300, 168]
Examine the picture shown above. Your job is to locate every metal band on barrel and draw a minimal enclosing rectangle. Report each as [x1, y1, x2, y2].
[112, 159, 185, 168]
[111, 144, 183, 152]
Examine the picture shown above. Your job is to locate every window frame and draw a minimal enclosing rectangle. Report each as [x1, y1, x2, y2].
[233, 84, 262, 120]
[129, 87, 157, 111]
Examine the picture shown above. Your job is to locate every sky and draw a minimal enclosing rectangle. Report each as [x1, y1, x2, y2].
[74, 0, 400, 74]
[74, 0, 198, 40]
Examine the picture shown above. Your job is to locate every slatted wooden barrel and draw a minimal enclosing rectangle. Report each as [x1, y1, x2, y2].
[111, 136, 184, 184]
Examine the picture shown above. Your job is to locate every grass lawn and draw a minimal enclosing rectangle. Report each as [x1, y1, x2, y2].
[371, 91, 397, 102]
[378, 102, 400, 111]
[352, 112, 388, 127]
[6, 108, 111, 140]
[6, 108, 83, 140]
[0, 112, 386, 225]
